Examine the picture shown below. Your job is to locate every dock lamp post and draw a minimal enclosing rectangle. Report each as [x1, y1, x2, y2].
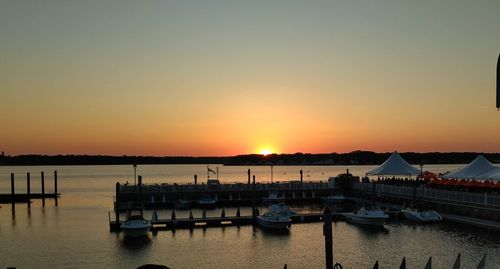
[133, 164, 137, 186]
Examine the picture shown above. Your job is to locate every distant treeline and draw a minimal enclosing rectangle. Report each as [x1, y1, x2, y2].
[1, 151, 499, 166]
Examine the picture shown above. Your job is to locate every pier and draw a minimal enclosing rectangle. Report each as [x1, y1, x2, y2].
[115, 179, 335, 210]
[109, 209, 344, 231]
[352, 182, 500, 222]
[1, 171, 61, 204]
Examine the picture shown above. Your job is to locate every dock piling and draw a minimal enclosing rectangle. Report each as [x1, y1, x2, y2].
[115, 182, 120, 228]
[41, 171, 45, 206]
[11, 173, 15, 212]
[54, 170, 58, 206]
[194, 174, 197, 185]
[323, 207, 333, 269]
[189, 210, 193, 219]
[171, 209, 176, 220]
[247, 169, 251, 185]
[252, 175, 256, 218]
[27, 172, 31, 209]
[221, 208, 225, 218]
[236, 207, 240, 217]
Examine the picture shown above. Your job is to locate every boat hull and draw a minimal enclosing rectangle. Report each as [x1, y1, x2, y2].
[257, 217, 291, 230]
[122, 226, 151, 238]
[402, 210, 442, 223]
[121, 219, 151, 238]
[344, 213, 388, 226]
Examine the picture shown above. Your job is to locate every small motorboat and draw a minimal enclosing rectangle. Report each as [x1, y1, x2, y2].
[257, 204, 294, 230]
[198, 196, 216, 208]
[263, 192, 285, 203]
[401, 208, 442, 223]
[174, 199, 192, 209]
[321, 195, 346, 203]
[343, 206, 389, 227]
[121, 209, 151, 238]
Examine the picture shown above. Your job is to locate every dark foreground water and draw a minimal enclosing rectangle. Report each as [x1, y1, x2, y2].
[1, 165, 499, 268]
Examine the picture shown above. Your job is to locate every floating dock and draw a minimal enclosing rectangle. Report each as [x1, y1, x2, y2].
[110, 211, 344, 231]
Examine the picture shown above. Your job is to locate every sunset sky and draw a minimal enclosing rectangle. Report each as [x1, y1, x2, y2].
[1, 1, 499, 156]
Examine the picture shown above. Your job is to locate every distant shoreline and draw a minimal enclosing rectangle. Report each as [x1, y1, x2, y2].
[1, 152, 499, 166]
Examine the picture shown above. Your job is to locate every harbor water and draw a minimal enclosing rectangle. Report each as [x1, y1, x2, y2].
[1, 164, 499, 268]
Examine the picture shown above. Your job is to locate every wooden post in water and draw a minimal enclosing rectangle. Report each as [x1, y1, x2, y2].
[300, 170, 303, 183]
[194, 174, 197, 185]
[54, 170, 58, 206]
[138, 175, 143, 208]
[247, 169, 251, 185]
[41, 171, 45, 207]
[11, 173, 15, 212]
[323, 207, 333, 269]
[252, 175, 256, 218]
[27, 172, 31, 209]
[115, 182, 120, 227]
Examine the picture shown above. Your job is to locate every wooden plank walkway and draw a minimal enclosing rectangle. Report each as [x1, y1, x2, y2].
[110, 212, 344, 231]
[0, 193, 60, 203]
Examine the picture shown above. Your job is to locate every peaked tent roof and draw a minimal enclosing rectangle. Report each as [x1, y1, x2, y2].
[441, 155, 500, 181]
[366, 152, 421, 176]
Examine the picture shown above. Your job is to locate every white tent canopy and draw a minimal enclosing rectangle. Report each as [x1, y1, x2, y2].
[441, 155, 500, 181]
[366, 152, 421, 176]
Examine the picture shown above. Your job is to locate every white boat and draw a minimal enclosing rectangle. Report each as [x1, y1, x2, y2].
[174, 199, 192, 209]
[401, 208, 442, 223]
[121, 210, 151, 238]
[257, 204, 294, 230]
[263, 192, 285, 203]
[321, 195, 346, 203]
[198, 196, 216, 208]
[343, 206, 389, 226]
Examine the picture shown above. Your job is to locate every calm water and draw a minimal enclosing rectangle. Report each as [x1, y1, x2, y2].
[1, 164, 499, 268]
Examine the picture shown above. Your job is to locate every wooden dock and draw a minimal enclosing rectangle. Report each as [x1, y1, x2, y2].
[0, 193, 60, 203]
[115, 178, 336, 210]
[110, 212, 344, 231]
[2, 171, 60, 207]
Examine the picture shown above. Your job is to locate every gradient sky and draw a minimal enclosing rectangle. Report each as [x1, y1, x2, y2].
[1, 1, 499, 156]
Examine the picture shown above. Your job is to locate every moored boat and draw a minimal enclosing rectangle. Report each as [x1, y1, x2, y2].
[343, 206, 389, 227]
[321, 195, 346, 203]
[257, 204, 294, 230]
[174, 199, 192, 209]
[121, 209, 151, 238]
[401, 208, 442, 223]
[198, 196, 216, 208]
[263, 192, 285, 203]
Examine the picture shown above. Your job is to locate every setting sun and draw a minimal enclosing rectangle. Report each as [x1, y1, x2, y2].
[259, 149, 273, 156]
